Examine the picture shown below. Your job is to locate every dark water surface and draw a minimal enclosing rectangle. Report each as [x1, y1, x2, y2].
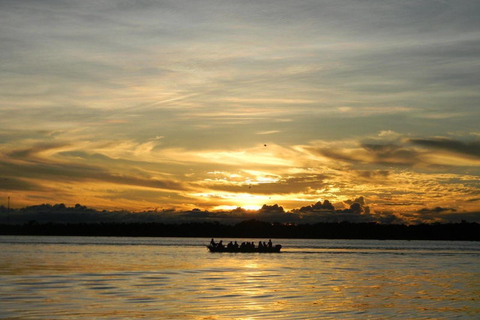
[1, 236, 479, 319]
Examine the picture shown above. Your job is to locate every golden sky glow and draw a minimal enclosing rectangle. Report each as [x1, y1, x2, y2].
[1, 0, 479, 223]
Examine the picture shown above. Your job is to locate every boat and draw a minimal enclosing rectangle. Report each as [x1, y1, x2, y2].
[207, 240, 282, 253]
[207, 244, 282, 253]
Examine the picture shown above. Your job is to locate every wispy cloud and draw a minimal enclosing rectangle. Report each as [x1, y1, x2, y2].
[256, 130, 280, 135]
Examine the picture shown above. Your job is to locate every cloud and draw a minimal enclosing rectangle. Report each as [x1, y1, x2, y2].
[0, 177, 40, 191]
[418, 207, 457, 214]
[200, 173, 330, 196]
[310, 142, 422, 167]
[298, 200, 335, 213]
[344, 196, 366, 207]
[2, 198, 479, 225]
[437, 211, 480, 223]
[308, 136, 480, 168]
[410, 138, 480, 159]
[0, 143, 188, 192]
[407, 207, 480, 224]
[259, 204, 284, 213]
[288, 197, 384, 223]
[339, 197, 370, 215]
[354, 170, 390, 181]
[256, 130, 280, 135]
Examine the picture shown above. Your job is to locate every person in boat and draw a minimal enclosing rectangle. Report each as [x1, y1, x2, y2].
[268, 239, 272, 248]
[217, 240, 224, 249]
[233, 241, 239, 249]
[258, 241, 263, 249]
[210, 239, 216, 247]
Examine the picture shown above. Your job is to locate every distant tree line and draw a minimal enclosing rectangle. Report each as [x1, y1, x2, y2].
[0, 219, 479, 241]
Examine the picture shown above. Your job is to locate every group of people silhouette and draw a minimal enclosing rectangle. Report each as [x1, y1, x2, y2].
[210, 238, 273, 250]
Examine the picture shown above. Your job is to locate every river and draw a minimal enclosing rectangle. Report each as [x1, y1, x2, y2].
[0, 236, 479, 319]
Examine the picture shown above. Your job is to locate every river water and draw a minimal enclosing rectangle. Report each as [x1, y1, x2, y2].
[0, 236, 479, 319]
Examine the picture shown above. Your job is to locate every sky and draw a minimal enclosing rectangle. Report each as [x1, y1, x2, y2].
[1, 0, 479, 223]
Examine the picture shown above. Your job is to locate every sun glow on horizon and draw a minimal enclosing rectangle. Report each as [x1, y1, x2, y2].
[213, 205, 263, 211]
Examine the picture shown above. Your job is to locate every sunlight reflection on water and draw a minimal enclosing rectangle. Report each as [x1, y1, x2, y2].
[0, 236, 479, 319]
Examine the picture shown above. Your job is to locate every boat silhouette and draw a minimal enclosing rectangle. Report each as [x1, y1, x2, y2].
[207, 240, 282, 253]
[207, 244, 282, 253]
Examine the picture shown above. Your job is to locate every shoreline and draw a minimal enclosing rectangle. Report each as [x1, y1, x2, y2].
[1, 220, 479, 241]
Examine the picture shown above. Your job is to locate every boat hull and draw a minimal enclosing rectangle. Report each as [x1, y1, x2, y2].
[207, 244, 282, 253]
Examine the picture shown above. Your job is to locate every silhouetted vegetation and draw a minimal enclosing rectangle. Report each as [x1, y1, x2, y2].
[0, 219, 478, 240]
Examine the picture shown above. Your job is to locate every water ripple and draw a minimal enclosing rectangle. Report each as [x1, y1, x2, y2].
[1, 237, 479, 319]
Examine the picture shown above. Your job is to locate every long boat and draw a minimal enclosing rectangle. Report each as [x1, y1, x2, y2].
[207, 244, 282, 253]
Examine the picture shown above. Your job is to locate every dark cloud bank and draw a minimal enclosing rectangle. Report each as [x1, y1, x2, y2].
[1, 198, 478, 226]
